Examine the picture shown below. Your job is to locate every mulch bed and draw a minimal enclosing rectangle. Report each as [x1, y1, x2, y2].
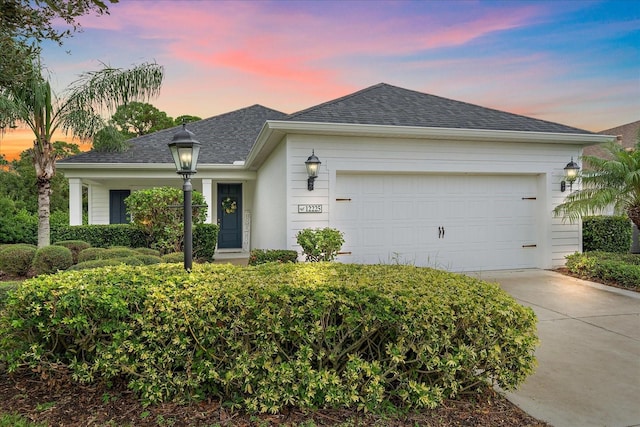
[0, 370, 550, 426]
[554, 267, 639, 293]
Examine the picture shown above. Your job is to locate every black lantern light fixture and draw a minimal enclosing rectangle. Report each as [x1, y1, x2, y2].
[561, 157, 580, 192]
[305, 150, 321, 191]
[168, 123, 201, 271]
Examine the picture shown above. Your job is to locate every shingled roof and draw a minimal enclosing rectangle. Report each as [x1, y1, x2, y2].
[61, 83, 593, 165]
[60, 104, 287, 164]
[285, 83, 592, 134]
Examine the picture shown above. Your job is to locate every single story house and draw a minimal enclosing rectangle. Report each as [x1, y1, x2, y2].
[58, 83, 614, 271]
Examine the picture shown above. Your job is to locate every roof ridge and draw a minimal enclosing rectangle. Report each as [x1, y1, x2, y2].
[285, 83, 388, 119]
[378, 84, 593, 134]
[598, 119, 640, 133]
[197, 104, 285, 122]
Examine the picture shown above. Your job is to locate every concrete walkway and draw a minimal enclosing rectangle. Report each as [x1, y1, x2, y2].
[468, 269, 640, 427]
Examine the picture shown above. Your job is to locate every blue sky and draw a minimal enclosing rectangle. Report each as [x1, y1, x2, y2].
[3, 0, 639, 158]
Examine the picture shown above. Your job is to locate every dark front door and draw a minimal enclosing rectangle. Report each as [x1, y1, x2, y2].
[109, 190, 131, 224]
[217, 184, 242, 249]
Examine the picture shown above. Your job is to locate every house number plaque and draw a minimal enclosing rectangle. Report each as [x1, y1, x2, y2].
[298, 204, 322, 213]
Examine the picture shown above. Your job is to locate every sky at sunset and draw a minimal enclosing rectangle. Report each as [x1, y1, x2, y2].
[1, 0, 638, 160]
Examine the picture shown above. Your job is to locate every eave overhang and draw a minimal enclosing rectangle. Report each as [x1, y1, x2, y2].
[57, 162, 254, 180]
[245, 120, 617, 170]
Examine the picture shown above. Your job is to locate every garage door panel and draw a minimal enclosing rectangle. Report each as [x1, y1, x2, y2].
[391, 226, 416, 246]
[334, 173, 537, 271]
[392, 201, 415, 220]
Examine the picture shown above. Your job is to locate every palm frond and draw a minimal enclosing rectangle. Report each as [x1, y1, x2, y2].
[58, 108, 105, 141]
[65, 62, 164, 115]
[555, 142, 640, 222]
[0, 95, 21, 130]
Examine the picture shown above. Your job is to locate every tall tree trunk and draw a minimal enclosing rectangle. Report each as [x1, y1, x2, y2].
[627, 204, 640, 230]
[37, 176, 52, 248]
[33, 138, 56, 248]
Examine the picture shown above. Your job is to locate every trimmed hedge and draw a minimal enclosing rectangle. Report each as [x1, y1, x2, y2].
[53, 224, 150, 249]
[193, 223, 219, 261]
[566, 251, 640, 290]
[69, 259, 127, 271]
[0, 263, 538, 412]
[53, 240, 91, 264]
[134, 248, 161, 256]
[104, 248, 140, 258]
[161, 252, 185, 263]
[32, 245, 74, 275]
[249, 249, 298, 266]
[134, 255, 162, 265]
[53, 224, 219, 260]
[0, 245, 37, 276]
[77, 247, 109, 263]
[583, 216, 632, 253]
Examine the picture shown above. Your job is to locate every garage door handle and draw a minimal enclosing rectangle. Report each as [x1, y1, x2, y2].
[522, 244, 537, 248]
[438, 226, 445, 239]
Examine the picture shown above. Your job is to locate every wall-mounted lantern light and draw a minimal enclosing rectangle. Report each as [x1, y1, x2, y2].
[561, 157, 580, 192]
[168, 123, 201, 271]
[305, 150, 321, 191]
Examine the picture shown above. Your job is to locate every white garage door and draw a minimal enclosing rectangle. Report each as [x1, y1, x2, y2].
[333, 173, 538, 271]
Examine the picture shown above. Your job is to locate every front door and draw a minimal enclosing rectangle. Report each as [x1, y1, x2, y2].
[217, 183, 242, 249]
[109, 190, 131, 224]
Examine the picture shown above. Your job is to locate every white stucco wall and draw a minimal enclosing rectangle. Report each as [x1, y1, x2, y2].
[279, 133, 585, 269]
[251, 141, 288, 249]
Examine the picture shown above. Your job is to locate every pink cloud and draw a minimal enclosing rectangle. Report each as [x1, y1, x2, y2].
[39, 1, 635, 135]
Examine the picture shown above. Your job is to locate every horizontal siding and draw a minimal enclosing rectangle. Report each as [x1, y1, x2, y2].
[89, 186, 110, 225]
[252, 142, 288, 249]
[284, 134, 585, 269]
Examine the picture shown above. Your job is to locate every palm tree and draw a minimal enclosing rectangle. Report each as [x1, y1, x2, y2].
[0, 60, 164, 247]
[553, 140, 640, 228]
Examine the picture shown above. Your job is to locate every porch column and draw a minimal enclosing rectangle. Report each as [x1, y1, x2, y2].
[69, 178, 83, 225]
[202, 178, 213, 223]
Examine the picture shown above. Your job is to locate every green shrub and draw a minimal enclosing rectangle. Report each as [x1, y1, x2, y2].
[0, 245, 37, 276]
[583, 216, 632, 253]
[193, 223, 219, 261]
[125, 187, 207, 254]
[69, 259, 128, 271]
[565, 251, 640, 290]
[104, 248, 140, 258]
[0, 263, 538, 411]
[77, 247, 109, 263]
[117, 256, 145, 267]
[134, 248, 160, 256]
[249, 249, 298, 266]
[0, 282, 20, 308]
[53, 224, 149, 249]
[53, 240, 91, 264]
[161, 252, 184, 263]
[69, 256, 148, 271]
[296, 228, 344, 262]
[0, 209, 37, 245]
[134, 255, 162, 265]
[32, 245, 74, 275]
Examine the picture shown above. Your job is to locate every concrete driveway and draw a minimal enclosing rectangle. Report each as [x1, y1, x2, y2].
[468, 269, 640, 427]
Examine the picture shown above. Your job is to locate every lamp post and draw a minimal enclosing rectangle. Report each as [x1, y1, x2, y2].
[168, 123, 201, 271]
